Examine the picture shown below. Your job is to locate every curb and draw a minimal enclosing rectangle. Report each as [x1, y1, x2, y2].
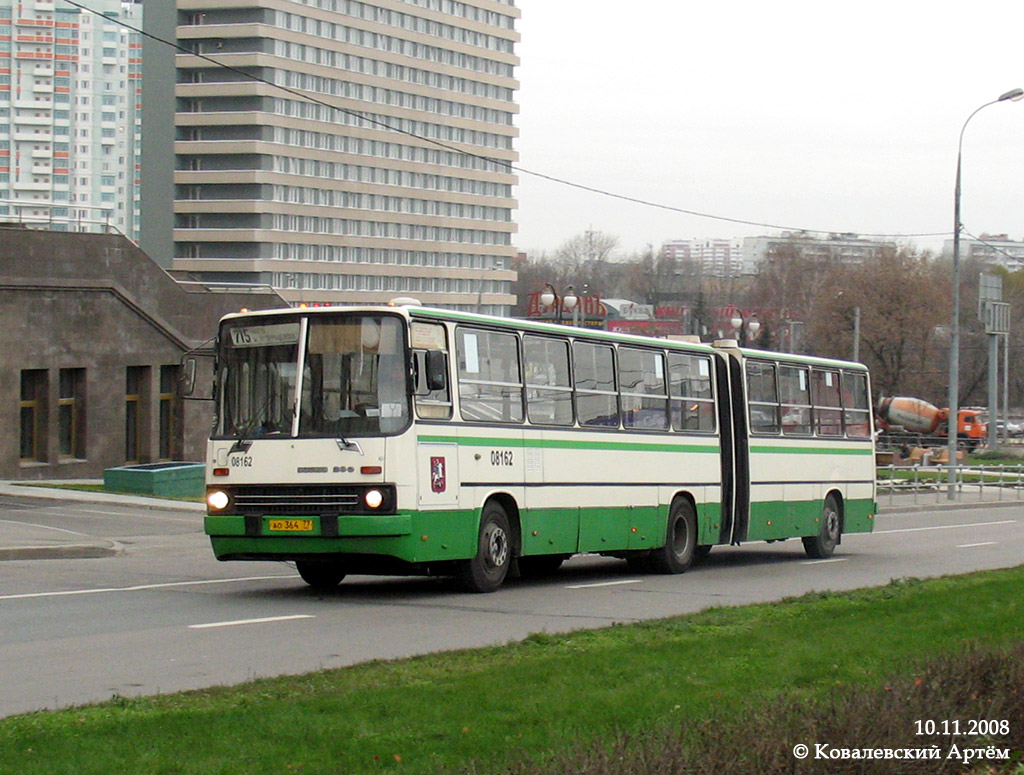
[0, 483, 205, 512]
[0, 542, 122, 561]
[877, 498, 1024, 515]
[0, 481, 195, 562]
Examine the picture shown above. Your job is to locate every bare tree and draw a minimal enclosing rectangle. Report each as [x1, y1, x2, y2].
[554, 228, 619, 293]
[807, 245, 950, 402]
[620, 244, 680, 305]
[747, 240, 832, 323]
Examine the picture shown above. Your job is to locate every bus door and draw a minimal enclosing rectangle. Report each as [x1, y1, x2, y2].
[416, 438, 460, 512]
[714, 349, 750, 544]
[410, 328, 461, 513]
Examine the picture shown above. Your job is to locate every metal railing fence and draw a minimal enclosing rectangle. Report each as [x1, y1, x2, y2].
[877, 463, 1024, 506]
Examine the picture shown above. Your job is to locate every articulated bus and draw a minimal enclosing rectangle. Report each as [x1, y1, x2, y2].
[201, 302, 876, 593]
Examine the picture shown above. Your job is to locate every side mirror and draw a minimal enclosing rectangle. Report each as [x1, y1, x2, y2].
[425, 350, 447, 391]
[414, 350, 448, 395]
[180, 356, 197, 396]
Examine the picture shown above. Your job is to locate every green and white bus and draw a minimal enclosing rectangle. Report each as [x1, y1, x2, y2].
[202, 302, 876, 593]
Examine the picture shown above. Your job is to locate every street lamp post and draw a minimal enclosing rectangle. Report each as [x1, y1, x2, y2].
[946, 87, 1023, 499]
[852, 306, 860, 362]
[729, 312, 743, 340]
[729, 311, 760, 346]
[747, 315, 760, 346]
[540, 283, 578, 325]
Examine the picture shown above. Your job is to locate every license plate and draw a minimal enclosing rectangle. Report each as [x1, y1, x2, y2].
[268, 519, 314, 532]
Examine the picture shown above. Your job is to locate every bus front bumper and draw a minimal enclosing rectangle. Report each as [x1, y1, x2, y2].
[205, 513, 412, 539]
[205, 510, 477, 564]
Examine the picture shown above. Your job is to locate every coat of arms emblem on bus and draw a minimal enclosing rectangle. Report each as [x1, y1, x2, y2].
[430, 456, 446, 493]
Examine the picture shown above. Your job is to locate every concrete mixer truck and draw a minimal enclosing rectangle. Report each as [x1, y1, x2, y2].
[875, 396, 986, 449]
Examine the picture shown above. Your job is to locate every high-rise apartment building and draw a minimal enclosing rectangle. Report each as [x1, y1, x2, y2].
[741, 232, 890, 273]
[0, 0, 142, 239]
[169, 0, 519, 314]
[660, 238, 747, 277]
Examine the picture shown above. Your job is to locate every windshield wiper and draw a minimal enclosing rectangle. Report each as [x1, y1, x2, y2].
[228, 439, 253, 455]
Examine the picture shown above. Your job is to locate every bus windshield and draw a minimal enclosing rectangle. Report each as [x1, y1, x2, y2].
[216, 313, 410, 439]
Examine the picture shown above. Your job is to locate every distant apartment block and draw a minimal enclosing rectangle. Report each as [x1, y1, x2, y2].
[941, 234, 1024, 272]
[169, 0, 520, 314]
[741, 232, 892, 272]
[0, 0, 142, 239]
[660, 237, 747, 277]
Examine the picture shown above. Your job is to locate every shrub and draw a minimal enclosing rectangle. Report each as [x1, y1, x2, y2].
[494, 643, 1024, 775]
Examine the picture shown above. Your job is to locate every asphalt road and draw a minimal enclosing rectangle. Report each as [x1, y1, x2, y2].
[0, 493, 1021, 719]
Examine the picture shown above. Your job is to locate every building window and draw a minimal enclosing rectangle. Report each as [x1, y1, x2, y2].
[125, 366, 148, 463]
[58, 368, 86, 459]
[20, 370, 48, 463]
[158, 365, 179, 460]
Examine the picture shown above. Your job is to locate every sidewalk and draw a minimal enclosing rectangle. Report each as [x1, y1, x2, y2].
[0, 480, 203, 561]
[0, 481, 1019, 562]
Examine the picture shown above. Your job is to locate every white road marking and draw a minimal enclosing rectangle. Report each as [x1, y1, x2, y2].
[956, 541, 998, 549]
[59, 507, 193, 518]
[565, 579, 643, 589]
[872, 519, 1017, 535]
[189, 615, 314, 630]
[0, 575, 298, 602]
[803, 558, 848, 565]
[0, 518, 97, 538]
[27, 507, 198, 524]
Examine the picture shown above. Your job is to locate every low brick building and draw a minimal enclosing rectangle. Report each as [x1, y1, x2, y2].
[0, 227, 286, 480]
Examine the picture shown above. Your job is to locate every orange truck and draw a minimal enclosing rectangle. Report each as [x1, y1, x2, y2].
[876, 396, 986, 443]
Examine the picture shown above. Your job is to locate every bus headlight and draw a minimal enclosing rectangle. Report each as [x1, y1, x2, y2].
[364, 489, 384, 509]
[208, 490, 230, 511]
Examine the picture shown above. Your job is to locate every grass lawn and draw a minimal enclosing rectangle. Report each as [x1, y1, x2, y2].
[0, 567, 1021, 775]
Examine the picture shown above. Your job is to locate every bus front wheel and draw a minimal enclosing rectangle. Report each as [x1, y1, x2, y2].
[647, 499, 697, 574]
[295, 559, 346, 590]
[457, 502, 512, 593]
[802, 495, 841, 559]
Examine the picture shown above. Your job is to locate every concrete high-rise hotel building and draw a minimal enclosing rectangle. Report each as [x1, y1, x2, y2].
[0, 0, 142, 239]
[170, 0, 519, 314]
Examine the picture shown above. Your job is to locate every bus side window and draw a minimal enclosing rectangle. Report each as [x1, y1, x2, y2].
[746, 361, 780, 434]
[619, 346, 668, 431]
[779, 365, 811, 436]
[456, 328, 523, 424]
[524, 335, 573, 425]
[413, 349, 452, 420]
[573, 341, 618, 427]
[811, 369, 843, 436]
[667, 352, 715, 432]
[842, 371, 872, 438]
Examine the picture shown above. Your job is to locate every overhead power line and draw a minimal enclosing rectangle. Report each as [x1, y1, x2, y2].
[65, 0, 951, 241]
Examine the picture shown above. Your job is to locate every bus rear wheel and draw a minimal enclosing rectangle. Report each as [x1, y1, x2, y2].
[295, 559, 346, 590]
[802, 494, 841, 559]
[457, 502, 512, 593]
[647, 499, 697, 574]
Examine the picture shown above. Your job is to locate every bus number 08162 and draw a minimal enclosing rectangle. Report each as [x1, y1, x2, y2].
[490, 450, 514, 466]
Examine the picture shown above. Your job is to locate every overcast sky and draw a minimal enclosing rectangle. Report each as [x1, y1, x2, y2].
[512, 1, 1024, 258]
